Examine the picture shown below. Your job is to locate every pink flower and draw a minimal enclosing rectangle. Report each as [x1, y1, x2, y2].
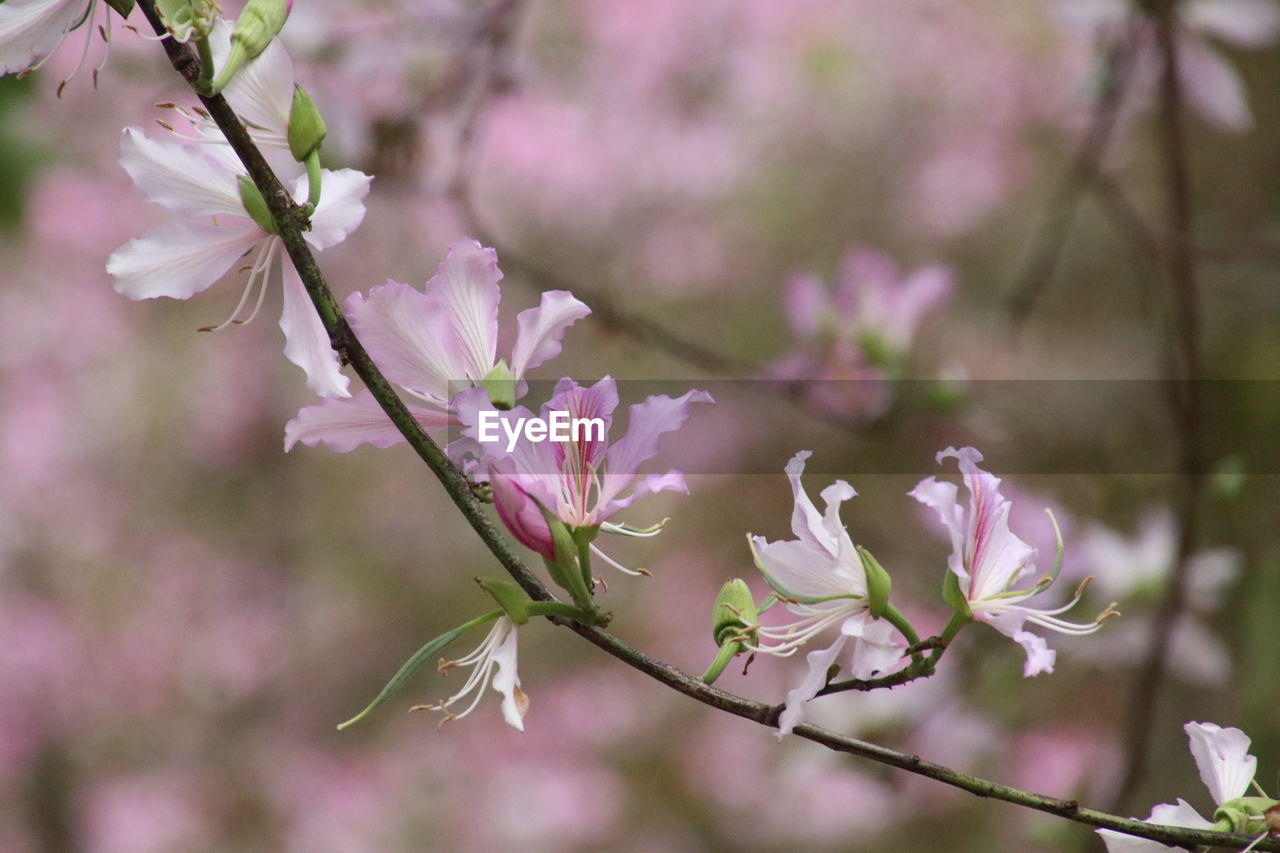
[106, 128, 370, 398]
[285, 239, 590, 451]
[745, 450, 904, 736]
[910, 446, 1112, 676]
[455, 376, 712, 566]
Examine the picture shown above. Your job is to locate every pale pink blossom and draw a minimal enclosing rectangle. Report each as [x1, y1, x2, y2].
[0, 0, 115, 82]
[106, 128, 370, 398]
[910, 446, 1112, 676]
[746, 450, 905, 736]
[416, 615, 527, 731]
[1097, 722, 1260, 851]
[454, 376, 711, 566]
[285, 239, 590, 452]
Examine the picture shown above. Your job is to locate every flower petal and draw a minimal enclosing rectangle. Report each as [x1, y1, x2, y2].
[1177, 36, 1252, 132]
[987, 610, 1056, 677]
[213, 20, 295, 137]
[508, 290, 591, 378]
[279, 262, 350, 398]
[488, 617, 528, 731]
[1096, 799, 1214, 852]
[422, 239, 502, 381]
[777, 634, 848, 737]
[489, 469, 556, 561]
[1185, 721, 1256, 804]
[597, 388, 714, 508]
[1185, 0, 1280, 48]
[107, 218, 263, 300]
[283, 389, 451, 452]
[751, 536, 860, 601]
[346, 280, 461, 405]
[118, 128, 246, 217]
[300, 168, 372, 251]
[0, 0, 87, 74]
[845, 615, 904, 679]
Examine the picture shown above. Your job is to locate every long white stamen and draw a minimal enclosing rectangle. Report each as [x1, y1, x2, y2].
[589, 543, 648, 577]
[200, 240, 270, 332]
[235, 238, 279, 326]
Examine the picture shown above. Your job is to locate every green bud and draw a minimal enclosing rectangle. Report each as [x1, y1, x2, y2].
[711, 579, 759, 647]
[210, 0, 291, 94]
[481, 360, 517, 411]
[155, 0, 217, 41]
[942, 569, 972, 620]
[288, 85, 328, 162]
[237, 176, 277, 234]
[1214, 797, 1280, 834]
[476, 577, 531, 626]
[858, 545, 892, 619]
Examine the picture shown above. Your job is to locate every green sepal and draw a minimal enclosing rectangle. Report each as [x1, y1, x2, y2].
[476, 577, 531, 626]
[1214, 797, 1280, 834]
[858, 545, 892, 619]
[942, 569, 972, 620]
[336, 609, 501, 730]
[481, 360, 517, 411]
[237, 176, 277, 234]
[288, 85, 328, 161]
[105, 0, 136, 18]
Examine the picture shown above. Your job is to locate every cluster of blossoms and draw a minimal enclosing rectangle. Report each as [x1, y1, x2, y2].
[736, 446, 1115, 736]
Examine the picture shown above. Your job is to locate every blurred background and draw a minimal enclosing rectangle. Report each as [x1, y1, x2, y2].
[1, 0, 1279, 850]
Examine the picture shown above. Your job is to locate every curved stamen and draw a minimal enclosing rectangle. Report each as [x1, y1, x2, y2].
[589, 543, 649, 577]
[199, 239, 271, 332]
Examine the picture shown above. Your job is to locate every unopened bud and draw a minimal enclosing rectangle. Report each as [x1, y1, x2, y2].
[210, 0, 291, 93]
[711, 579, 758, 647]
[155, 0, 217, 42]
[858, 545, 892, 619]
[476, 577, 531, 626]
[288, 85, 327, 162]
[104, 0, 136, 18]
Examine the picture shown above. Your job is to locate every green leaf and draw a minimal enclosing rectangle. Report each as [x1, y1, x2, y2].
[336, 610, 501, 730]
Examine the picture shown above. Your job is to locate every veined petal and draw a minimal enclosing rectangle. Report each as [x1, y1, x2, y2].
[107, 218, 263, 300]
[423, 239, 502, 382]
[987, 610, 1056, 676]
[598, 388, 714, 507]
[1177, 36, 1252, 132]
[284, 389, 451, 452]
[119, 128, 247, 217]
[508, 290, 591, 378]
[777, 633, 848, 737]
[300, 168, 371, 251]
[279, 262, 350, 398]
[1185, 0, 1280, 48]
[1185, 721, 1256, 804]
[346, 281, 461, 405]
[0, 0, 89, 74]
[909, 475, 966, 578]
[1096, 798, 1216, 852]
[845, 614, 903, 679]
[751, 536, 864, 601]
[490, 470, 556, 561]
[944, 446, 1038, 600]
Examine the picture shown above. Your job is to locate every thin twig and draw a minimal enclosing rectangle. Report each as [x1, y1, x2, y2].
[133, 6, 1267, 848]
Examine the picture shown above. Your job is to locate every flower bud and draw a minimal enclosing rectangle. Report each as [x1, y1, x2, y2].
[288, 85, 328, 162]
[711, 579, 758, 647]
[480, 360, 517, 411]
[237, 176, 277, 235]
[857, 545, 892, 619]
[210, 0, 291, 93]
[476, 577, 531, 626]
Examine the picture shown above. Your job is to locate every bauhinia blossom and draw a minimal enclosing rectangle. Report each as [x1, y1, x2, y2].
[1098, 722, 1274, 851]
[412, 615, 527, 731]
[910, 446, 1115, 676]
[106, 127, 370, 398]
[285, 239, 591, 451]
[746, 450, 905, 737]
[0, 0, 118, 88]
[454, 376, 713, 569]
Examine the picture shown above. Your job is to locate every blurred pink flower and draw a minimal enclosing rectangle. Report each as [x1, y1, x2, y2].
[285, 239, 590, 451]
[911, 446, 1112, 676]
[106, 128, 370, 397]
[746, 450, 904, 736]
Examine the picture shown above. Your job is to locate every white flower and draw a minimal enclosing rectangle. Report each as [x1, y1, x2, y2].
[0, 0, 112, 87]
[106, 127, 371, 398]
[746, 451, 904, 737]
[910, 446, 1114, 676]
[1097, 722, 1263, 851]
[412, 616, 528, 731]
